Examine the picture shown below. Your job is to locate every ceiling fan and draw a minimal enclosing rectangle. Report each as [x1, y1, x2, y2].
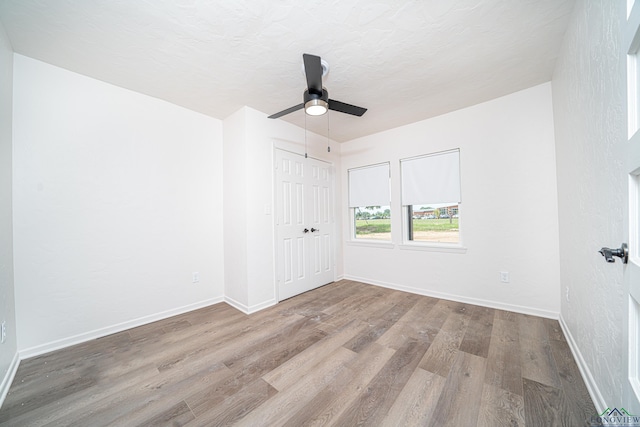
[268, 53, 367, 119]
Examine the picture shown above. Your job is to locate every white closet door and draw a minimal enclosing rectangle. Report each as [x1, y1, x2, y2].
[275, 149, 334, 300]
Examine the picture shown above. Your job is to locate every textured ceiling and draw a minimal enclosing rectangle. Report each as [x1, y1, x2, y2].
[0, 0, 576, 142]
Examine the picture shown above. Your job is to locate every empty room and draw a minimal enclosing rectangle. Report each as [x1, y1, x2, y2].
[0, 0, 639, 426]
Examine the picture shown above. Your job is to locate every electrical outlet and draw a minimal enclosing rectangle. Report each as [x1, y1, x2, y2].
[1, 321, 6, 344]
[566, 286, 570, 302]
[192, 272, 200, 283]
[500, 271, 509, 283]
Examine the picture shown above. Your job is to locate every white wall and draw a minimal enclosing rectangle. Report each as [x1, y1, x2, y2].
[223, 106, 342, 312]
[552, 0, 626, 410]
[12, 55, 225, 356]
[0, 20, 18, 405]
[341, 83, 560, 317]
[222, 108, 249, 308]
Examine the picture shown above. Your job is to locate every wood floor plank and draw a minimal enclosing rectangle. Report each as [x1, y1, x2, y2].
[281, 342, 396, 427]
[459, 306, 495, 358]
[549, 338, 597, 424]
[477, 383, 525, 427]
[127, 302, 246, 343]
[185, 326, 327, 416]
[63, 362, 234, 427]
[0, 362, 162, 426]
[376, 295, 440, 349]
[184, 378, 277, 427]
[520, 336, 562, 389]
[517, 312, 550, 342]
[517, 312, 562, 389]
[381, 367, 446, 426]
[425, 299, 461, 329]
[320, 285, 408, 330]
[333, 338, 431, 426]
[118, 399, 195, 426]
[155, 312, 307, 373]
[543, 318, 565, 342]
[494, 309, 519, 323]
[428, 350, 487, 427]
[321, 285, 389, 316]
[485, 317, 524, 396]
[221, 315, 326, 373]
[262, 319, 368, 391]
[237, 347, 357, 426]
[523, 377, 578, 427]
[279, 280, 359, 317]
[4, 330, 132, 402]
[418, 306, 471, 377]
[103, 367, 239, 426]
[0, 280, 595, 426]
[0, 364, 101, 423]
[343, 294, 418, 353]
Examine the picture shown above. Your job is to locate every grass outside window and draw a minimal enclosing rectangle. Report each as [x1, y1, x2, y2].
[353, 206, 391, 240]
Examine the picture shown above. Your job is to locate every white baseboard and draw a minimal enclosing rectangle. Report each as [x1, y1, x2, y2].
[19, 296, 225, 360]
[0, 351, 20, 409]
[224, 296, 277, 314]
[558, 313, 606, 413]
[223, 296, 248, 313]
[247, 298, 277, 314]
[343, 275, 559, 319]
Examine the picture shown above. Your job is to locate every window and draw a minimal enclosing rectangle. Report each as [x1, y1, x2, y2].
[348, 163, 391, 241]
[401, 149, 461, 244]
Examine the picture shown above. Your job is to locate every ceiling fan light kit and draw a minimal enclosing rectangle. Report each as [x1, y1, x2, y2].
[268, 53, 367, 120]
[303, 87, 329, 116]
[305, 99, 328, 116]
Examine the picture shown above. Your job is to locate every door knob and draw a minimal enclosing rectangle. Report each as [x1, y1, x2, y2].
[311, 228, 319, 233]
[303, 228, 309, 233]
[599, 243, 628, 264]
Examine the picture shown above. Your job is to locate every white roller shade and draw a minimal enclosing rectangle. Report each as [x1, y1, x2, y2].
[401, 149, 460, 206]
[348, 163, 390, 207]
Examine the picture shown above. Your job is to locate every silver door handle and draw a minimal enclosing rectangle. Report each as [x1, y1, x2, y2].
[599, 243, 628, 264]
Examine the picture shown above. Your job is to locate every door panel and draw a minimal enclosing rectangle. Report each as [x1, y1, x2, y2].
[296, 237, 305, 280]
[283, 238, 292, 284]
[276, 149, 334, 300]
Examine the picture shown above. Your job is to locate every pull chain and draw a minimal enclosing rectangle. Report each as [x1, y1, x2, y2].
[327, 110, 331, 153]
[304, 112, 308, 158]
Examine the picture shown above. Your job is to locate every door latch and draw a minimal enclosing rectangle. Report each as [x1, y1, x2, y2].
[599, 243, 628, 264]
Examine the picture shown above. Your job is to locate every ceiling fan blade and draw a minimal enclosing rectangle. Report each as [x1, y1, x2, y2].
[328, 99, 367, 116]
[268, 103, 304, 119]
[303, 53, 323, 95]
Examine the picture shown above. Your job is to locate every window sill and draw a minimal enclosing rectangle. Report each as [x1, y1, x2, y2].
[399, 243, 467, 254]
[347, 240, 395, 249]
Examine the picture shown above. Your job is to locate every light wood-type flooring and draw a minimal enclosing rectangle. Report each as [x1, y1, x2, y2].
[0, 280, 596, 426]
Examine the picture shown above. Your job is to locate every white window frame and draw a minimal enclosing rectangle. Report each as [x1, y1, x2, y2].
[399, 149, 466, 253]
[347, 162, 392, 243]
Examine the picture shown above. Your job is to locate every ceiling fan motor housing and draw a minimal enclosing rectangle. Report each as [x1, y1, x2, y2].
[304, 88, 328, 104]
[304, 88, 329, 115]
